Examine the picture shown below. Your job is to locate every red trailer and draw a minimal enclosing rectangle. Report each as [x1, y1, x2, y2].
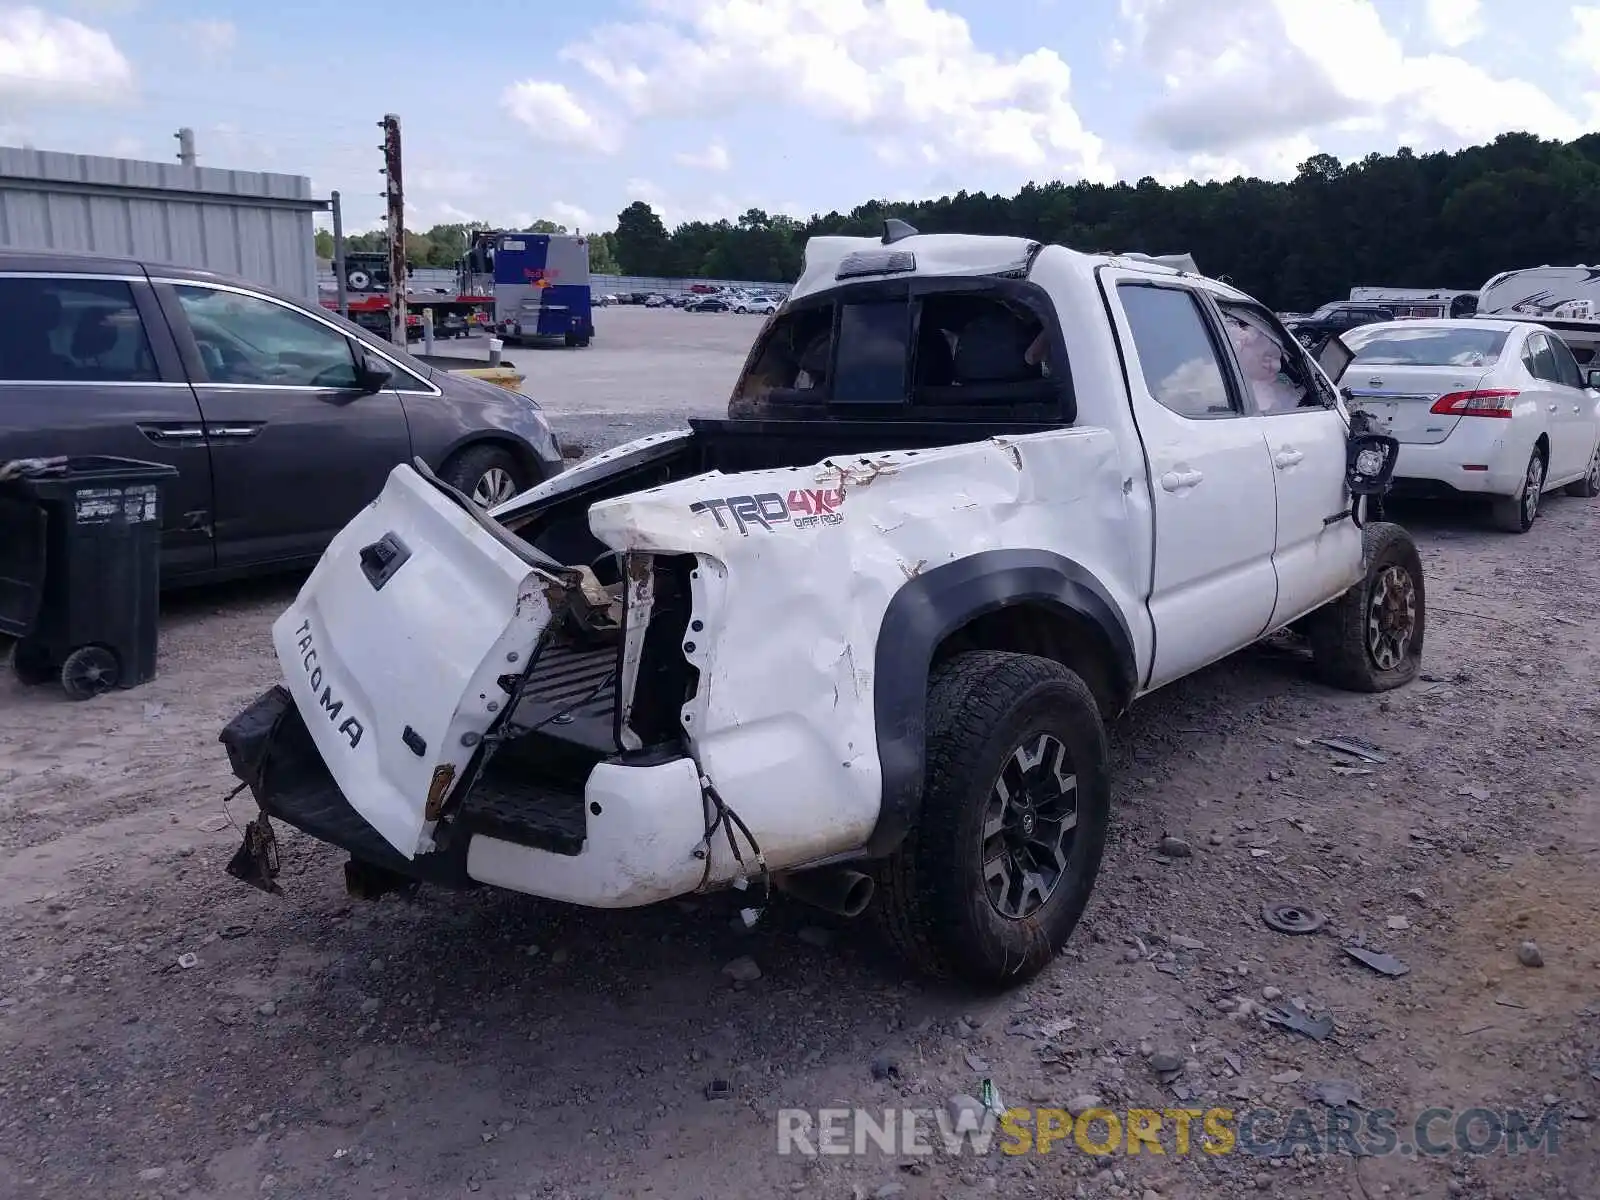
[321, 291, 495, 343]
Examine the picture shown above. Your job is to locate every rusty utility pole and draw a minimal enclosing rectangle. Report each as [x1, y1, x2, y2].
[379, 113, 406, 344]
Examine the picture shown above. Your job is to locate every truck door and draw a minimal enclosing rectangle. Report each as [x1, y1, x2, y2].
[1212, 298, 1362, 629]
[1102, 273, 1279, 690]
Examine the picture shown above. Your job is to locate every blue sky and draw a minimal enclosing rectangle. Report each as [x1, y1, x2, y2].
[4, 0, 1599, 234]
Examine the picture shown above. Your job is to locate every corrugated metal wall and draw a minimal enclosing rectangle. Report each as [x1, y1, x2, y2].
[0, 147, 324, 302]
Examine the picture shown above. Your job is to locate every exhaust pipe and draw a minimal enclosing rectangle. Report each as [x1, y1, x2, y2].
[774, 866, 875, 918]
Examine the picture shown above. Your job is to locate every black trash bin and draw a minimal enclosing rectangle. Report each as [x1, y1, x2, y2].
[0, 455, 178, 701]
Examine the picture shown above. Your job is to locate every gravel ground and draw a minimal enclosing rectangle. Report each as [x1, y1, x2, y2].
[1, 311, 1597, 1200]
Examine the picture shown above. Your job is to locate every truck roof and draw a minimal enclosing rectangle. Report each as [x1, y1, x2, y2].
[790, 230, 1218, 303]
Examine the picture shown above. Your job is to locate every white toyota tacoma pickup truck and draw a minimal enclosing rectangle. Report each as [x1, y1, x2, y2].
[219, 224, 1421, 988]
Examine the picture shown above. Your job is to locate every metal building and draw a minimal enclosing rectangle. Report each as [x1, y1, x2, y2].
[0, 146, 327, 302]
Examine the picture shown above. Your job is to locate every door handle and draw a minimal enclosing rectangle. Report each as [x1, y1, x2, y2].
[1160, 469, 1204, 492]
[206, 423, 264, 441]
[137, 422, 206, 445]
[1273, 447, 1304, 468]
[1549, 403, 1559, 412]
[1575, 405, 1582, 413]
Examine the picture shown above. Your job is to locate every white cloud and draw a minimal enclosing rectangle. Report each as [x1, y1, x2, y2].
[1423, 0, 1482, 47]
[0, 7, 132, 104]
[66, 0, 139, 14]
[1120, 0, 1578, 174]
[178, 18, 235, 56]
[549, 200, 596, 228]
[412, 167, 486, 196]
[1569, 5, 1600, 67]
[676, 139, 731, 170]
[562, 0, 1108, 180]
[501, 79, 621, 153]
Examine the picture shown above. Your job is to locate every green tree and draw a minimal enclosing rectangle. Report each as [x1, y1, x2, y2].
[588, 232, 621, 275]
[613, 201, 671, 275]
[314, 229, 334, 260]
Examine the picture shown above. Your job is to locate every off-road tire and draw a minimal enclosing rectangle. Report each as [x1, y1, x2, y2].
[1564, 443, 1600, 498]
[440, 444, 527, 510]
[1491, 448, 1545, 532]
[870, 651, 1111, 989]
[1308, 521, 1425, 693]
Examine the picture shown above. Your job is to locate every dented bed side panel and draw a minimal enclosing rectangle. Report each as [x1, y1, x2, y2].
[586, 426, 1150, 878]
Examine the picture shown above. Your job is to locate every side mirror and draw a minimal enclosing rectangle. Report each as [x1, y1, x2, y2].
[1585, 368, 1600, 389]
[356, 352, 393, 394]
[1315, 334, 1354, 385]
[1345, 412, 1399, 496]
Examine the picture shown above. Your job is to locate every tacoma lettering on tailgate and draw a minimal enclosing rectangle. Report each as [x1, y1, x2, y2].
[688, 488, 845, 534]
[292, 618, 366, 749]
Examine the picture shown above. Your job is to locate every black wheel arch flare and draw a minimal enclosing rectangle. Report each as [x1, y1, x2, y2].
[865, 548, 1137, 857]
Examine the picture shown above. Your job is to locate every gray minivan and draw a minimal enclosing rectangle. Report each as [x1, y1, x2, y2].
[0, 251, 565, 585]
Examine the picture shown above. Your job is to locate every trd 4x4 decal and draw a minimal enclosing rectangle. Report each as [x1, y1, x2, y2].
[689, 488, 845, 535]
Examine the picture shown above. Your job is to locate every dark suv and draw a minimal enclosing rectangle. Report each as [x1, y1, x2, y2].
[1285, 303, 1397, 348]
[0, 251, 564, 586]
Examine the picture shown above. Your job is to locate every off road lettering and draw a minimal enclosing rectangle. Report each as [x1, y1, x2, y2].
[690, 488, 844, 534]
[293, 618, 365, 749]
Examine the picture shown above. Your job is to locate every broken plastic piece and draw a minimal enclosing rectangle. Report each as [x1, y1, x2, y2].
[738, 907, 761, 928]
[1344, 946, 1410, 977]
[225, 813, 282, 896]
[1316, 736, 1387, 764]
[1262, 1005, 1334, 1041]
[1307, 1079, 1365, 1109]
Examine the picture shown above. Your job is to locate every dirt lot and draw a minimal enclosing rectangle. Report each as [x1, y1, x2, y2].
[1, 312, 1597, 1199]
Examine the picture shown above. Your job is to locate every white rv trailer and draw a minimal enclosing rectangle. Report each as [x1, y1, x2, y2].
[1475, 266, 1600, 320]
[1348, 285, 1478, 318]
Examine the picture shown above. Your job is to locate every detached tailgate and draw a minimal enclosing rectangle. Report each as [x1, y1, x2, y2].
[271, 464, 563, 859]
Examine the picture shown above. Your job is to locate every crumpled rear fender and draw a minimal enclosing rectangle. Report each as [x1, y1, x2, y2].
[585, 426, 1144, 870]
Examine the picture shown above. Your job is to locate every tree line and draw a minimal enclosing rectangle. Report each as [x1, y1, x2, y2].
[605, 132, 1600, 312]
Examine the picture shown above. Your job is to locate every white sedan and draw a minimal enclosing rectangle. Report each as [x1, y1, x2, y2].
[1340, 318, 1600, 532]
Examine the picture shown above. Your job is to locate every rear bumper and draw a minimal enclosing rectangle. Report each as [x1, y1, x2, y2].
[220, 685, 710, 908]
[1393, 425, 1527, 496]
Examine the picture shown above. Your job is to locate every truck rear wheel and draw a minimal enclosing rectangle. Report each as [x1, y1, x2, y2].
[1308, 521, 1425, 693]
[871, 651, 1110, 989]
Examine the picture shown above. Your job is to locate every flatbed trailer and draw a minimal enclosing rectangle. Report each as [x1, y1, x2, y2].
[320, 292, 495, 342]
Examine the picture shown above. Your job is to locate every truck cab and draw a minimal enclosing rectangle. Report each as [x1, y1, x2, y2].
[220, 226, 1416, 989]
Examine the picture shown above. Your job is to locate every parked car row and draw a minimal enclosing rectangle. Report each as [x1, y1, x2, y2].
[0, 251, 567, 590]
[600, 287, 786, 313]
